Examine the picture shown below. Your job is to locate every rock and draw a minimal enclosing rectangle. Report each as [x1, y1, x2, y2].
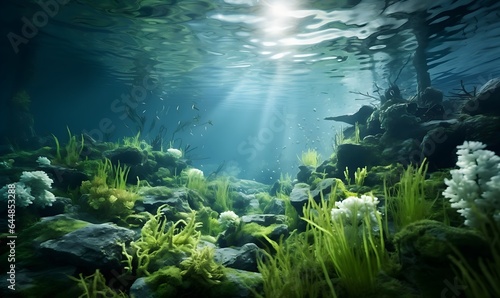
[324, 105, 375, 125]
[263, 198, 286, 215]
[289, 183, 310, 216]
[462, 77, 500, 116]
[310, 178, 337, 201]
[211, 268, 263, 298]
[0, 266, 76, 295]
[419, 115, 500, 169]
[240, 214, 287, 226]
[37, 196, 72, 217]
[38, 164, 88, 189]
[336, 144, 376, 175]
[393, 220, 489, 297]
[233, 192, 260, 214]
[103, 146, 147, 166]
[419, 87, 443, 107]
[296, 165, 314, 183]
[379, 103, 420, 138]
[129, 277, 154, 298]
[39, 223, 135, 270]
[137, 188, 192, 214]
[215, 243, 260, 272]
[230, 179, 270, 194]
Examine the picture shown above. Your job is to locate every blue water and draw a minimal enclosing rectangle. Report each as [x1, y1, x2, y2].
[1, 0, 500, 183]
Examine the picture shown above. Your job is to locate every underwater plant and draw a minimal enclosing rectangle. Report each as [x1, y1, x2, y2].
[214, 177, 232, 212]
[180, 246, 224, 286]
[302, 188, 387, 297]
[185, 168, 208, 196]
[442, 141, 500, 229]
[52, 127, 84, 167]
[69, 269, 128, 298]
[126, 206, 201, 277]
[354, 166, 368, 187]
[218, 210, 240, 231]
[299, 149, 321, 168]
[0, 171, 56, 208]
[257, 233, 336, 298]
[79, 159, 139, 220]
[384, 159, 435, 231]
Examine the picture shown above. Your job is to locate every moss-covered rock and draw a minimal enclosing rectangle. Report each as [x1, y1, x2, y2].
[393, 220, 489, 297]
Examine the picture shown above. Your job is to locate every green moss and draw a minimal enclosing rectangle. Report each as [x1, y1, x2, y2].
[138, 186, 173, 197]
[240, 223, 278, 237]
[180, 246, 224, 286]
[146, 266, 183, 297]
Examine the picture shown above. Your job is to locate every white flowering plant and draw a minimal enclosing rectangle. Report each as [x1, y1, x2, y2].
[218, 210, 241, 230]
[443, 141, 500, 228]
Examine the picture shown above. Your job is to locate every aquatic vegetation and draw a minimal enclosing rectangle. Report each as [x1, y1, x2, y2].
[354, 166, 368, 187]
[218, 210, 240, 230]
[299, 148, 320, 168]
[180, 246, 224, 286]
[343, 166, 351, 185]
[167, 147, 183, 158]
[334, 125, 345, 148]
[126, 206, 201, 276]
[122, 131, 151, 151]
[144, 266, 183, 296]
[52, 127, 84, 167]
[196, 206, 221, 236]
[185, 168, 208, 196]
[1, 170, 56, 207]
[442, 141, 500, 228]
[214, 177, 232, 212]
[384, 159, 435, 231]
[69, 269, 127, 298]
[449, 218, 500, 298]
[302, 189, 387, 297]
[257, 233, 335, 298]
[80, 159, 139, 220]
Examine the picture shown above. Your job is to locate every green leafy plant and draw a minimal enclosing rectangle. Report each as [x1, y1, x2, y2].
[214, 177, 232, 212]
[185, 168, 207, 196]
[384, 159, 435, 231]
[355, 166, 368, 187]
[257, 233, 336, 298]
[301, 188, 387, 297]
[69, 269, 128, 298]
[180, 246, 224, 286]
[52, 126, 84, 166]
[299, 149, 320, 168]
[79, 159, 139, 220]
[449, 219, 500, 297]
[126, 206, 201, 277]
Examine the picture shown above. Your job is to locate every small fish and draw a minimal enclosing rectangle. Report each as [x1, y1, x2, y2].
[192, 104, 199, 111]
[176, 105, 180, 111]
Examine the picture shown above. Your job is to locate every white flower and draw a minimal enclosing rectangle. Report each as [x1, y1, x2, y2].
[167, 148, 182, 158]
[443, 141, 500, 228]
[219, 210, 240, 230]
[331, 195, 381, 230]
[37, 156, 51, 166]
[186, 168, 204, 178]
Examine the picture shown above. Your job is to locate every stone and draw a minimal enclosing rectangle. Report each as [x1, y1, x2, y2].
[240, 214, 287, 226]
[39, 223, 135, 270]
[215, 243, 260, 272]
[289, 184, 310, 215]
[462, 77, 500, 116]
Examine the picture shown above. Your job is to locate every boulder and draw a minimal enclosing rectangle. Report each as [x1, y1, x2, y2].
[215, 243, 260, 272]
[39, 223, 135, 270]
[462, 77, 500, 116]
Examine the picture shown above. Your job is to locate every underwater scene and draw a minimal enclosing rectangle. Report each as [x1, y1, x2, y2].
[1, 0, 500, 297]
